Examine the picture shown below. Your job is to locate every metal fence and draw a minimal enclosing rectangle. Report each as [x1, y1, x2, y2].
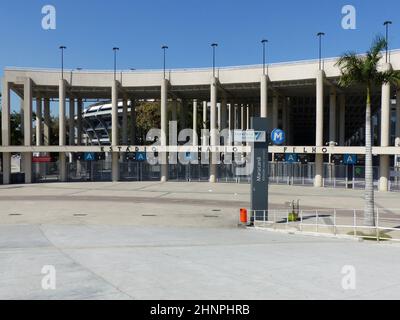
[250, 208, 400, 242]
[6, 160, 400, 192]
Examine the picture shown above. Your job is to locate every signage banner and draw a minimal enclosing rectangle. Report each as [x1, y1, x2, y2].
[250, 118, 269, 221]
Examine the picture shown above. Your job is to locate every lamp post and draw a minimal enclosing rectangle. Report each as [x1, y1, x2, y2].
[161, 45, 168, 79]
[384, 21, 392, 63]
[113, 47, 119, 81]
[261, 39, 268, 75]
[59, 46, 66, 80]
[317, 32, 325, 70]
[211, 43, 218, 78]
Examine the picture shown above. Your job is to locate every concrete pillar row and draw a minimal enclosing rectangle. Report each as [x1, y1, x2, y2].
[234, 104, 239, 130]
[209, 76, 218, 183]
[59, 79, 67, 182]
[122, 98, 128, 145]
[260, 75, 269, 118]
[171, 100, 177, 122]
[379, 63, 392, 192]
[181, 99, 187, 130]
[77, 98, 83, 146]
[339, 94, 346, 146]
[130, 98, 136, 145]
[240, 105, 245, 130]
[396, 88, 400, 144]
[36, 97, 43, 146]
[221, 99, 227, 130]
[282, 98, 287, 134]
[314, 69, 325, 188]
[245, 104, 250, 130]
[228, 103, 234, 144]
[272, 95, 279, 129]
[193, 99, 198, 146]
[396, 89, 400, 168]
[23, 77, 33, 184]
[69, 98, 75, 146]
[111, 80, 119, 182]
[44, 98, 51, 146]
[286, 99, 292, 145]
[160, 79, 169, 182]
[1, 79, 11, 184]
[217, 102, 221, 131]
[329, 88, 337, 143]
[202, 101, 208, 147]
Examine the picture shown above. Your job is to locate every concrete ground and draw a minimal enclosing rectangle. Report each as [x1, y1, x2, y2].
[0, 182, 400, 299]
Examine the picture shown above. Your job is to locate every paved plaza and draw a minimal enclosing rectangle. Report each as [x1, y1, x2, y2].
[0, 182, 400, 299]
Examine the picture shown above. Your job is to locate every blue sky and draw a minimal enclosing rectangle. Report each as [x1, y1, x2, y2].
[0, 0, 399, 77]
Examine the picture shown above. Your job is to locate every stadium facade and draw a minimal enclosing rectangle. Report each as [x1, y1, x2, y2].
[1, 52, 400, 191]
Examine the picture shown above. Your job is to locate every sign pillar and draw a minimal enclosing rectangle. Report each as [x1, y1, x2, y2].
[250, 117, 269, 223]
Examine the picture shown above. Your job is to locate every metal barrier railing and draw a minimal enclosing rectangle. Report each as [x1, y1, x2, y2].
[249, 208, 400, 242]
[8, 160, 400, 192]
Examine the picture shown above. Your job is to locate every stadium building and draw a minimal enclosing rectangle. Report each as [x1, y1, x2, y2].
[1, 52, 400, 191]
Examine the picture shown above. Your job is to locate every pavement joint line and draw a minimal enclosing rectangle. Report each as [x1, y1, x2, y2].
[36, 224, 135, 300]
[0, 238, 353, 252]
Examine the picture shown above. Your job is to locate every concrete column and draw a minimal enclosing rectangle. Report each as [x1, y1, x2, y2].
[260, 75, 268, 118]
[245, 104, 250, 130]
[193, 99, 198, 146]
[35, 98, 42, 146]
[202, 101, 208, 146]
[282, 99, 287, 133]
[59, 79, 67, 182]
[272, 95, 279, 129]
[240, 105, 245, 130]
[339, 94, 346, 145]
[228, 103, 233, 131]
[379, 63, 392, 191]
[228, 103, 234, 144]
[181, 99, 187, 130]
[329, 88, 337, 143]
[396, 89, 400, 168]
[235, 104, 240, 130]
[160, 79, 169, 182]
[77, 98, 83, 146]
[23, 78, 33, 184]
[111, 80, 119, 182]
[43, 98, 50, 146]
[69, 98, 75, 146]
[217, 103, 221, 130]
[210, 76, 218, 183]
[130, 99, 136, 145]
[314, 70, 325, 187]
[171, 100, 177, 122]
[122, 99, 128, 145]
[396, 89, 400, 144]
[286, 100, 292, 145]
[221, 99, 227, 130]
[1, 79, 11, 184]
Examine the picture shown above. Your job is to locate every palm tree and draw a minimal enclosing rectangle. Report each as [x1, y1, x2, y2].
[336, 36, 400, 226]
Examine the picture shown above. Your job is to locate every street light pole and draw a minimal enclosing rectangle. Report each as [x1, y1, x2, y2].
[384, 21, 392, 63]
[317, 32, 325, 70]
[211, 43, 218, 78]
[59, 46, 66, 80]
[113, 47, 119, 81]
[162, 45, 168, 79]
[261, 39, 268, 75]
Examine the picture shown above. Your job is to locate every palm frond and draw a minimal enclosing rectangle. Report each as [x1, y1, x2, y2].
[373, 69, 400, 86]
